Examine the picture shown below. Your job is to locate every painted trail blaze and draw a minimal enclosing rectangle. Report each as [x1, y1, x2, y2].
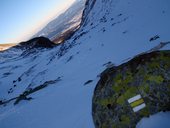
[128, 94, 146, 112]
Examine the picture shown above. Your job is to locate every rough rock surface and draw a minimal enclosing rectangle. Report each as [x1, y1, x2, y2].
[92, 50, 170, 128]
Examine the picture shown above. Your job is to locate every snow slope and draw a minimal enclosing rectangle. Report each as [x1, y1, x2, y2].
[0, 0, 170, 127]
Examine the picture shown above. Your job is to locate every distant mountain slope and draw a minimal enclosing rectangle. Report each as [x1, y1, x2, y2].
[0, 43, 17, 51]
[33, 0, 86, 43]
[0, 0, 170, 128]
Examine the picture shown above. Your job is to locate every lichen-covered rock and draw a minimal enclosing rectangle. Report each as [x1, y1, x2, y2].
[92, 50, 170, 128]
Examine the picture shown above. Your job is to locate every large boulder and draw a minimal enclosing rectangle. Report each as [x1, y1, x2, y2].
[92, 50, 170, 128]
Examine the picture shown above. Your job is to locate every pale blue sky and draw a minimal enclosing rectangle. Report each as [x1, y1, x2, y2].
[0, 0, 75, 44]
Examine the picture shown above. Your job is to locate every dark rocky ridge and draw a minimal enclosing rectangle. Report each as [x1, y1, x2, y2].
[81, 0, 96, 27]
[0, 37, 56, 60]
[16, 36, 56, 49]
[92, 50, 170, 128]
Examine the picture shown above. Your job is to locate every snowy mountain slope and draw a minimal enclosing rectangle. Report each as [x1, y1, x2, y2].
[0, 0, 170, 128]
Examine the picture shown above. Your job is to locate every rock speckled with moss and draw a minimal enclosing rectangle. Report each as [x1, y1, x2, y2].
[92, 50, 170, 128]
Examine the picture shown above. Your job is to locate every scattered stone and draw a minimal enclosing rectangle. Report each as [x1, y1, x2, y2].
[3, 72, 12, 77]
[118, 13, 123, 16]
[149, 35, 160, 42]
[14, 94, 33, 105]
[101, 27, 106, 32]
[112, 23, 116, 26]
[100, 16, 107, 23]
[103, 61, 115, 68]
[0, 100, 3, 105]
[14, 79, 61, 105]
[84, 80, 93, 85]
[18, 77, 21, 82]
[66, 55, 73, 62]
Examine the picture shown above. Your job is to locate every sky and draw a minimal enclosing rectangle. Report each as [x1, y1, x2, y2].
[0, 0, 76, 44]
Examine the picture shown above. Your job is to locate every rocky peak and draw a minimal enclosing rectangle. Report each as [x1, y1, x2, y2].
[17, 37, 56, 49]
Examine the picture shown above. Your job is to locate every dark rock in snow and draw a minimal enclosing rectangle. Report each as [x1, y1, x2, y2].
[18, 77, 22, 82]
[149, 35, 160, 42]
[17, 37, 56, 49]
[92, 50, 170, 128]
[84, 80, 93, 85]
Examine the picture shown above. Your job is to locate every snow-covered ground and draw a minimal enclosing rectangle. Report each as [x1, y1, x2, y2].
[0, 0, 170, 127]
[137, 112, 170, 128]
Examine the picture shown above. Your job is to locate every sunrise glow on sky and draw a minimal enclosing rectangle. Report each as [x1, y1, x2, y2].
[0, 0, 76, 44]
